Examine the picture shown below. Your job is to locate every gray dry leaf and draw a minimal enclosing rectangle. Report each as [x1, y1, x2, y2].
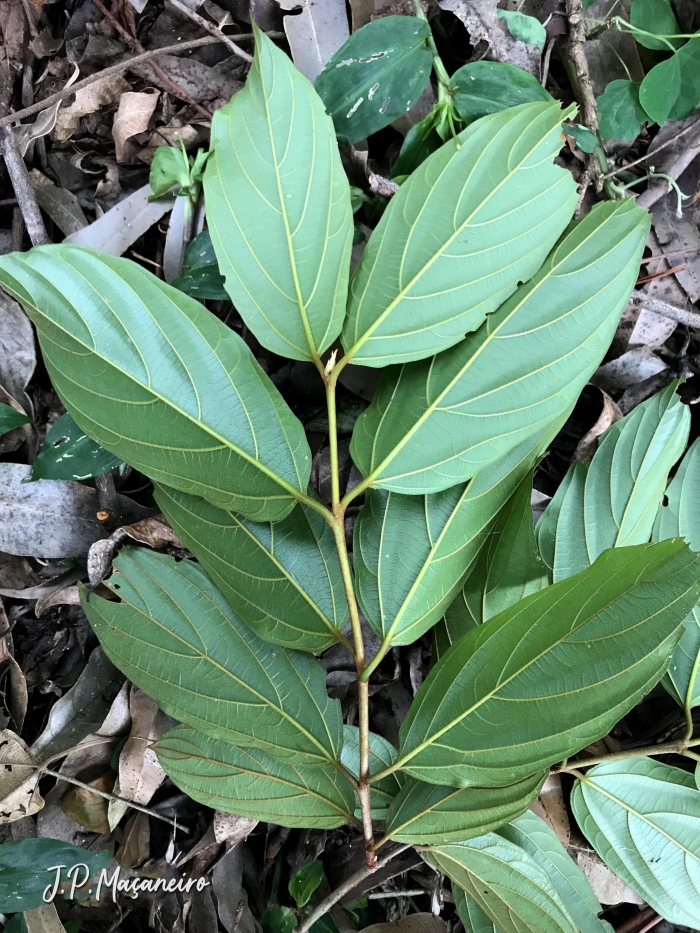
[0, 290, 35, 415]
[30, 646, 124, 760]
[30, 170, 88, 237]
[107, 685, 173, 827]
[278, 0, 350, 81]
[23, 904, 66, 933]
[591, 346, 668, 394]
[213, 811, 259, 845]
[0, 463, 151, 559]
[571, 849, 644, 907]
[439, 0, 540, 75]
[35, 584, 83, 617]
[87, 514, 183, 586]
[651, 198, 700, 303]
[212, 846, 258, 933]
[0, 729, 44, 823]
[530, 773, 570, 846]
[128, 55, 243, 104]
[54, 74, 131, 142]
[0, 599, 27, 732]
[113, 90, 160, 163]
[65, 184, 173, 256]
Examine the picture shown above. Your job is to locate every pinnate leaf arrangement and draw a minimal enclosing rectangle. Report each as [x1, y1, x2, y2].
[5, 21, 700, 933]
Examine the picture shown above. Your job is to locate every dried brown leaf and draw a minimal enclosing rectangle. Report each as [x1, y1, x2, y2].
[0, 729, 43, 823]
[573, 387, 622, 462]
[113, 90, 160, 162]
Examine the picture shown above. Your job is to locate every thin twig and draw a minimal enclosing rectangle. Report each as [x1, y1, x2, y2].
[553, 740, 687, 772]
[0, 113, 50, 246]
[166, 0, 253, 62]
[629, 289, 700, 330]
[296, 845, 413, 933]
[40, 766, 188, 833]
[603, 115, 700, 178]
[635, 127, 700, 210]
[92, 0, 212, 120]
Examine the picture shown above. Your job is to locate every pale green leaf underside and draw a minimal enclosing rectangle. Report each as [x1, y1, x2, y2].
[156, 725, 355, 828]
[384, 771, 545, 845]
[539, 381, 689, 583]
[342, 101, 578, 367]
[571, 758, 700, 928]
[395, 540, 698, 787]
[653, 439, 700, 707]
[498, 811, 612, 933]
[82, 548, 342, 765]
[155, 484, 347, 653]
[350, 199, 650, 494]
[204, 27, 352, 361]
[453, 888, 496, 933]
[0, 246, 310, 522]
[354, 433, 545, 648]
[429, 838, 578, 933]
[341, 725, 403, 819]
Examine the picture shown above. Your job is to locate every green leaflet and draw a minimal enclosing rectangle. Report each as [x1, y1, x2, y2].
[537, 382, 689, 582]
[28, 412, 122, 482]
[453, 889, 496, 933]
[392, 540, 699, 787]
[155, 725, 355, 829]
[498, 812, 612, 933]
[204, 27, 352, 362]
[314, 17, 433, 146]
[0, 245, 310, 522]
[341, 102, 578, 368]
[354, 433, 545, 648]
[155, 485, 347, 653]
[458, 469, 547, 630]
[654, 439, 700, 707]
[340, 725, 403, 819]
[172, 230, 228, 301]
[384, 771, 545, 845]
[350, 199, 650, 494]
[497, 10, 546, 50]
[597, 80, 647, 140]
[450, 62, 552, 123]
[571, 758, 700, 928]
[630, 0, 682, 50]
[428, 838, 578, 933]
[82, 548, 342, 765]
[0, 403, 30, 436]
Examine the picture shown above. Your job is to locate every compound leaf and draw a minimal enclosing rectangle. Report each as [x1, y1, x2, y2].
[538, 382, 688, 582]
[155, 484, 347, 653]
[498, 812, 612, 933]
[350, 199, 649, 494]
[429, 837, 578, 933]
[450, 62, 552, 123]
[394, 540, 699, 787]
[314, 17, 433, 145]
[156, 725, 355, 829]
[354, 433, 545, 648]
[384, 771, 546, 845]
[82, 548, 342, 765]
[571, 758, 700, 928]
[204, 27, 353, 362]
[341, 101, 578, 368]
[0, 245, 310, 522]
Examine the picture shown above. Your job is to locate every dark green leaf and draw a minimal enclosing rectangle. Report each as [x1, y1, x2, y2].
[457, 470, 547, 630]
[155, 485, 348, 653]
[390, 105, 450, 179]
[149, 145, 191, 198]
[156, 726, 355, 829]
[342, 102, 577, 368]
[639, 52, 682, 124]
[565, 124, 598, 153]
[450, 62, 552, 123]
[340, 725, 403, 819]
[82, 548, 342, 765]
[204, 26, 353, 361]
[571, 758, 700, 927]
[261, 907, 297, 933]
[429, 838, 578, 933]
[496, 11, 546, 50]
[384, 771, 545, 845]
[630, 0, 682, 50]
[537, 382, 688, 582]
[0, 403, 30, 436]
[666, 37, 700, 121]
[354, 433, 545, 648]
[28, 412, 122, 482]
[0, 245, 311, 522]
[0, 839, 110, 913]
[289, 861, 324, 908]
[314, 17, 432, 145]
[597, 80, 647, 139]
[350, 200, 649, 494]
[498, 812, 612, 933]
[393, 540, 699, 787]
[172, 231, 228, 301]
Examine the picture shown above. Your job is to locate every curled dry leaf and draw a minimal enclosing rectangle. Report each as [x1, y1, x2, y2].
[573, 388, 622, 463]
[87, 514, 183, 587]
[34, 584, 83, 618]
[0, 729, 44, 824]
[0, 598, 27, 732]
[54, 74, 131, 142]
[213, 811, 259, 845]
[113, 90, 160, 163]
